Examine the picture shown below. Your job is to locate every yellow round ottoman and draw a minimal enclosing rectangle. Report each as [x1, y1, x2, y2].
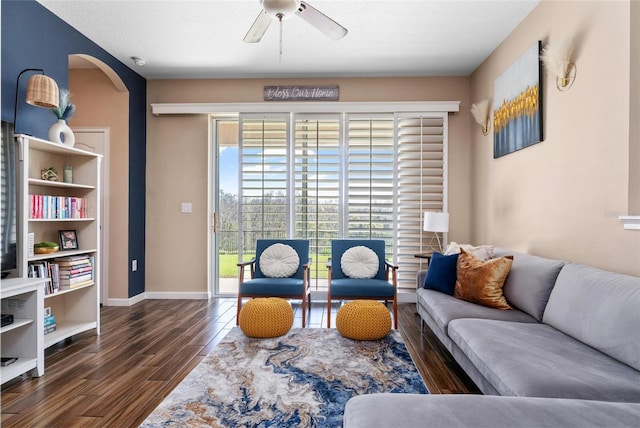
[336, 300, 392, 340]
[239, 297, 294, 338]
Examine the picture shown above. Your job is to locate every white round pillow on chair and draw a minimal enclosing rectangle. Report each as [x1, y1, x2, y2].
[260, 243, 300, 278]
[341, 246, 379, 279]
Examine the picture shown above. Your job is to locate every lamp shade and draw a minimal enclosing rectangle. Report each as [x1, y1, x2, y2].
[423, 212, 449, 233]
[26, 74, 59, 108]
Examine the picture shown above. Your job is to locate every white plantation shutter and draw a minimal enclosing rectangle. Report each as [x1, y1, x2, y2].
[235, 111, 449, 290]
[239, 114, 289, 256]
[395, 113, 447, 289]
[293, 115, 341, 284]
[345, 114, 395, 259]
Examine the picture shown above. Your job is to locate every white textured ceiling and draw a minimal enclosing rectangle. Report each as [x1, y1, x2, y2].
[37, 0, 539, 80]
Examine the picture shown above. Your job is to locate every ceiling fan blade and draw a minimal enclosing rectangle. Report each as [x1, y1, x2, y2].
[295, 1, 348, 40]
[243, 11, 273, 43]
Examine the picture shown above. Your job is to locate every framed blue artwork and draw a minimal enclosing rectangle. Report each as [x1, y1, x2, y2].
[493, 41, 543, 158]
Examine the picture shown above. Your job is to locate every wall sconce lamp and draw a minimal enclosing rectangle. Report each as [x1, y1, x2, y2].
[471, 99, 491, 136]
[540, 39, 577, 91]
[423, 211, 449, 253]
[13, 68, 59, 135]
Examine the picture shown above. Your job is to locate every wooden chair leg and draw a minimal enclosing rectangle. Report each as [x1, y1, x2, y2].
[393, 297, 398, 329]
[301, 294, 307, 328]
[236, 294, 242, 325]
[327, 296, 332, 328]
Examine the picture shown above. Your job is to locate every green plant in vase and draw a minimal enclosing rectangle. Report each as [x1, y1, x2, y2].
[49, 89, 76, 147]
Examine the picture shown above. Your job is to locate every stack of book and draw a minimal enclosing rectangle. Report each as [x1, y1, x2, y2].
[44, 315, 56, 335]
[44, 307, 56, 335]
[55, 255, 94, 289]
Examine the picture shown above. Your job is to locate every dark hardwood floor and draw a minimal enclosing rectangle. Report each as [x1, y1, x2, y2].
[1, 299, 479, 427]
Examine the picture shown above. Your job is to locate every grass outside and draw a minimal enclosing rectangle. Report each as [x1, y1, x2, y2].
[218, 253, 331, 279]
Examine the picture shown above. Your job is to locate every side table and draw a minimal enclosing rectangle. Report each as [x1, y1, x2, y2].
[414, 253, 433, 262]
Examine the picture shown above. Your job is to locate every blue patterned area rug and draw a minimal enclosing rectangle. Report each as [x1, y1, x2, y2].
[141, 327, 428, 427]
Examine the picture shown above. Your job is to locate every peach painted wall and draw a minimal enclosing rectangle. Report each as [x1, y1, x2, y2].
[630, 0, 639, 213]
[470, 0, 639, 276]
[146, 77, 472, 293]
[69, 68, 130, 299]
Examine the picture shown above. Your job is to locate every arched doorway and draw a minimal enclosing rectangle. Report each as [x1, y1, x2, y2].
[67, 54, 129, 305]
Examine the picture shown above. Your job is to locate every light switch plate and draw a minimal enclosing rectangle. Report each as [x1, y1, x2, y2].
[181, 202, 192, 213]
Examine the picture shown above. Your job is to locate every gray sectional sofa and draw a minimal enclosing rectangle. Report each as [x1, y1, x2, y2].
[344, 248, 640, 427]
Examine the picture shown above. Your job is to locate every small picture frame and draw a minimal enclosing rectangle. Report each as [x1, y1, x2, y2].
[58, 230, 79, 250]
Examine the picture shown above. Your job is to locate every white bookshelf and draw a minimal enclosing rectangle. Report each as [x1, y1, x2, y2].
[15, 134, 102, 351]
[0, 277, 46, 384]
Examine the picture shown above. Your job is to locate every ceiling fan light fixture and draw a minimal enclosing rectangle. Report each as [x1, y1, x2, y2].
[243, 0, 347, 45]
[262, 0, 299, 20]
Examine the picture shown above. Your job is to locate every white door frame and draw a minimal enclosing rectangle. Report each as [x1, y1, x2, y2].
[72, 127, 110, 305]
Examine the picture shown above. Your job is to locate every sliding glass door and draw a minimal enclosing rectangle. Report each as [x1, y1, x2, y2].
[210, 111, 447, 295]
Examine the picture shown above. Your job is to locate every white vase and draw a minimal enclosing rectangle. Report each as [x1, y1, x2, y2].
[49, 119, 75, 147]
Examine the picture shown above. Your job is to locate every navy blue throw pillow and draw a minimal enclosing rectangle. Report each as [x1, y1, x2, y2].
[423, 252, 459, 295]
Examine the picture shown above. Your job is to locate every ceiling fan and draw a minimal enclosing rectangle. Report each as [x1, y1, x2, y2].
[243, 0, 348, 44]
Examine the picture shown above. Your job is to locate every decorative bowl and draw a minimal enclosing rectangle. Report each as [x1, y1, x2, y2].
[35, 246, 59, 254]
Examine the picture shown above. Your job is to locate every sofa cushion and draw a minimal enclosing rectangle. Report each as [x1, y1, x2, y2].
[239, 278, 305, 296]
[416, 288, 536, 335]
[448, 319, 640, 402]
[444, 242, 494, 261]
[493, 248, 565, 321]
[422, 252, 459, 295]
[344, 394, 640, 428]
[454, 249, 513, 310]
[543, 262, 640, 372]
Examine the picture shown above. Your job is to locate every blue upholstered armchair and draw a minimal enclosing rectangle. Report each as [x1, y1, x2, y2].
[237, 239, 311, 327]
[327, 239, 398, 329]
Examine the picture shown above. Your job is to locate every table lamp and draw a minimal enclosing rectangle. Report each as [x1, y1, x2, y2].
[423, 212, 449, 253]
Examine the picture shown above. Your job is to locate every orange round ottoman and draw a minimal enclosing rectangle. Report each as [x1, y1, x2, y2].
[336, 300, 391, 340]
[239, 297, 294, 338]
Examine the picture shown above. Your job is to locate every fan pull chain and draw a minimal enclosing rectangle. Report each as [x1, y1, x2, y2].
[278, 14, 284, 63]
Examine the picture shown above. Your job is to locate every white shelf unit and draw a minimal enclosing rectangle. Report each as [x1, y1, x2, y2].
[16, 135, 101, 349]
[1, 277, 46, 385]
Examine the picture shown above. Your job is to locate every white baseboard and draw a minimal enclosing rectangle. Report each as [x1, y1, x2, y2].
[104, 292, 146, 306]
[144, 291, 209, 300]
[104, 291, 208, 306]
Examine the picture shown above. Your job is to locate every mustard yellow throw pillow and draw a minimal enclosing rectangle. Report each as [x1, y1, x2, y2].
[454, 248, 513, 310]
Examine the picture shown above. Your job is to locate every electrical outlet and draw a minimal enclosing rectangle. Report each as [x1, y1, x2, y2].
[132, 259, 138, 272]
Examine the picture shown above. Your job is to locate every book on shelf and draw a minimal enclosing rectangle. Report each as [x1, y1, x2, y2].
[59, 279, 93, 290]
[58, 265, 92, 275]
[1, 357, 18, 367]
[29, 194, 86, 219]
[44, 314, 56, 327]
[59, 271, 93, 281]
[28, 232, 35, 257]
[50, 263, 60, 293]
[59, 273, 92, 284]
[44, 324, 57, 335]
[55, 255, 92, 267]
[28, 261, 60, 295]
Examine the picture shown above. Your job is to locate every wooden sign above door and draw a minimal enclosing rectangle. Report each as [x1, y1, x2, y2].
[264, 86, 339, 101]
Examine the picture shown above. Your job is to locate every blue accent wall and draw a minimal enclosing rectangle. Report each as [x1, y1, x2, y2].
[2, 0, 146, 298]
